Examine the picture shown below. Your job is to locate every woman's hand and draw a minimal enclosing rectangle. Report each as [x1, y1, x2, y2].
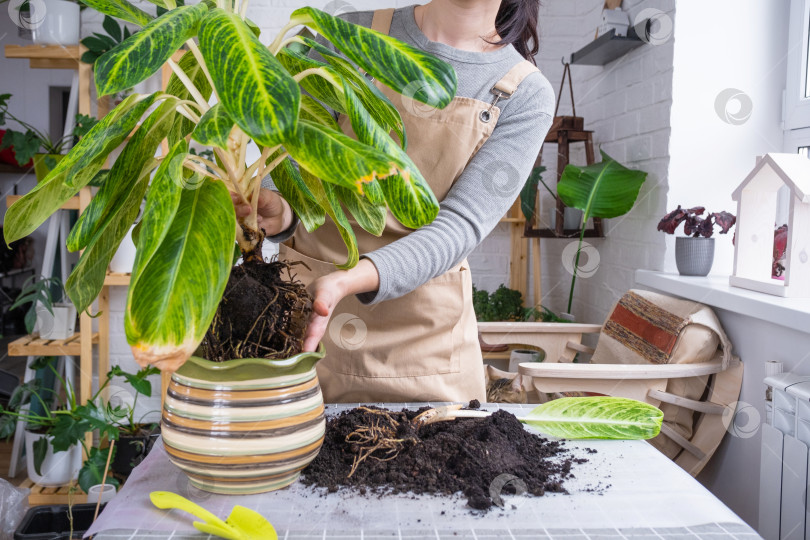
[303, 259, 381, 352]
[230, 188, 293, 236]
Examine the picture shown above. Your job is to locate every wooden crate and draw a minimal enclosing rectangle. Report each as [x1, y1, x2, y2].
[18, 478, 87, 505]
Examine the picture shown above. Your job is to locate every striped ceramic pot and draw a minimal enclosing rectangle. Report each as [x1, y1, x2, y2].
[161, 346, 325, 495]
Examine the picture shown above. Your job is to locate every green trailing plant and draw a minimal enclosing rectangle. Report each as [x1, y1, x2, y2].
[0, 356, 159, 492]
[557, 151, 648, 313]
[9, 276, 65, 334]
[0, 94, 98, 166]
[2, 0, 456, 369]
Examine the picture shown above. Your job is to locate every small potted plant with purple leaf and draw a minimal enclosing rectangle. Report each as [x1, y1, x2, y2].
[658, 206, 736, 276]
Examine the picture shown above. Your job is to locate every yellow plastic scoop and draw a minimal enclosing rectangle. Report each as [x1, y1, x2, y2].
[150, 491, 278, 540]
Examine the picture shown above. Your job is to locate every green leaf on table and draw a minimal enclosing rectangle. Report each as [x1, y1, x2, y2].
[557, 150, 647, 223]
[4, 94, 158, 244]
[78, 0, 152, 27]
[32, 435, 49, 476]
[192, 103, 234, 150]
[126, 179, 235, 369]
[199, 9, 299, 146]
[95, 3, 208, 96]
[290, 7, 456, 108]
[521, 397, 663, 440]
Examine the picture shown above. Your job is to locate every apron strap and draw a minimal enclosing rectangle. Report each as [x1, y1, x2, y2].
[491, 60, 540, 98]
[371, 8, 395, 35]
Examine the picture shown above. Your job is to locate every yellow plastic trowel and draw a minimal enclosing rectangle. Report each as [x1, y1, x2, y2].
[150, 491, 278, 540]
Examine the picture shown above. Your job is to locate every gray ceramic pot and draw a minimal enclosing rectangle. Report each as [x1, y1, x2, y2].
[675, 237, 715, 276]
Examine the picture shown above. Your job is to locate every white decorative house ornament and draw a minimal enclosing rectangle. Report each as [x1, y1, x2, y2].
[730, 153, 810, 297]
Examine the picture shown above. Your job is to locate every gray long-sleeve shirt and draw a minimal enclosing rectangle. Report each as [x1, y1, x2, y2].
[266, 5, 555, 304]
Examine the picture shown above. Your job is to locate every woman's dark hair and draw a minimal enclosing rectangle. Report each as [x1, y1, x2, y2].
[491, 0, 540, 64]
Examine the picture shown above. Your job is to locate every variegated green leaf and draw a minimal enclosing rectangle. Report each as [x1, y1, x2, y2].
[166, 49, 213, 145]
[191, 103, 233, 150]
[276, 47, 345, 116]
[67, 99, 177, 252]
[95, 3, 208, 97]
[301, 36, 405, 148]
[333, 184, 385, 236]
[66, 159, 155, 312]
[199, 9, 299, 146]
[299, 169, 357, 269]
[269, 155, 325, 233]
[4, 94, 157, 244]
[78, 0, 152, 27]
[129, 139, 186, 306]
[291, 7, 456, 108]
[283, 119, 404, 199]
[341, 81, 438, 229]
[126, 179, 235, 369]
[299, 95, 339, 131]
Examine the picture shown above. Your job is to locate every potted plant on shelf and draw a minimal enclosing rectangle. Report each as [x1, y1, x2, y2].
[10, 276, 76, 340]
[0, 356, 159, 491]
[3, 0, 454, 495]
[0, 94, 98, 181]
[657, 205, 737, 276]
[557, 151, 648, 317]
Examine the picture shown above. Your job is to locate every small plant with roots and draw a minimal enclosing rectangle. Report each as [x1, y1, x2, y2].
[3, 0, 457, 370]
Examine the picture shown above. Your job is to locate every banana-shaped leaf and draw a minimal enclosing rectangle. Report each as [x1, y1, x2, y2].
[291, 7, 456, 108]
[340, 81, 438, 229]
[276, 48, 345, 115]
[269, 155, 326, 233]
[67, 99, 177, 252]
[521, 397, 663, 440]
[301, 36, 405, 148]
[199, 9, 299, 146]
[95, 3, 208, 97]
[129, 140, 186, 303]
[300, 95, 339, 131]
[283, 119, 404, 198]
[333, 184, 386, 236]
[192, 104, 233, 150]
[165, 49, 213, 146]
[557, 150, 648, 222]
[66, 160, 155, 312]
[4, 94, 157, 244]
[298, 169, 358, 269]
[126, 179, 235, 371]
[78, 0, 152, 26]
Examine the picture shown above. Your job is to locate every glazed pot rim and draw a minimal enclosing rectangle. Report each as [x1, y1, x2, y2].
[184, 343, 325, 372]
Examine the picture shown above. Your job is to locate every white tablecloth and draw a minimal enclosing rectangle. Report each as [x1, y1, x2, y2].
[86, 403, 758, 539]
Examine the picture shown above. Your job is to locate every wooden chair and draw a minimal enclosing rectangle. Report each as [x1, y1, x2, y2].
[478, 320, 744, 477]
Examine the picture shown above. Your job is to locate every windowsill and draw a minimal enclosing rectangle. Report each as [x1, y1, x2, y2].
[634, 270, 810, 334]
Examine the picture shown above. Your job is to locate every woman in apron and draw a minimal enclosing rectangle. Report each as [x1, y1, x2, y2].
[237, 0, 554, 403]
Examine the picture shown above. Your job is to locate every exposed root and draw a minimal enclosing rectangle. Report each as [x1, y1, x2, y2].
[345, 407, 418, 478]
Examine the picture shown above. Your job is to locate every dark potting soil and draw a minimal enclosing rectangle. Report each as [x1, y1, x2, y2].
[301, 405, 587, 511]
[202, 259, 312, 361]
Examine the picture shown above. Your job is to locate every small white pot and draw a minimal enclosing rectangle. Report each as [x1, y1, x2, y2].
[24, 431, 81, 486]
[508, 348, 545, 373]
[109, 226, 137, 273]
[87, 483, 117, 505]
[549, 207, 584, 230]
[37, 302, 76, 340]
[31, 0, 80, 45]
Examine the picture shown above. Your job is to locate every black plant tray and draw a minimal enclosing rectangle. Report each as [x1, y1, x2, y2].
[14, 503, 105, 540]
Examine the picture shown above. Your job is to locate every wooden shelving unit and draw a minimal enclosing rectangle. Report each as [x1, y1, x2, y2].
[18, 478, 86, 505]
[8, 333, 99, 357]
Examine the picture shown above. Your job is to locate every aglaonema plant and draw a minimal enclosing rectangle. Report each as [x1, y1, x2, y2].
[3, 0, 456, 370]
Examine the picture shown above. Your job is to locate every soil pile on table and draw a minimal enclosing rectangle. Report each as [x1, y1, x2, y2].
[202, 260, 311, 361]
[301, 405, 585, 511]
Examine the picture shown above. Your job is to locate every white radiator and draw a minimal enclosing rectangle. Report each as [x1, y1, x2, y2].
[761, 374, 810, 540]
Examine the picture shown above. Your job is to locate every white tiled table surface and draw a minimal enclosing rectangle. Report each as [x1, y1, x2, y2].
[87, 404, 759, 540]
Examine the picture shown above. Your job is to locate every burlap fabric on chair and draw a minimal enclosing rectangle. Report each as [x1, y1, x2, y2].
[592, 290, 734, 459]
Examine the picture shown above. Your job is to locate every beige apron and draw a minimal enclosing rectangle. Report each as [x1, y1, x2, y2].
[280, 8, 539, 403]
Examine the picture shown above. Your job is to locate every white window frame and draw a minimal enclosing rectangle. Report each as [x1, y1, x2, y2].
[784, 0, 810, 131]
